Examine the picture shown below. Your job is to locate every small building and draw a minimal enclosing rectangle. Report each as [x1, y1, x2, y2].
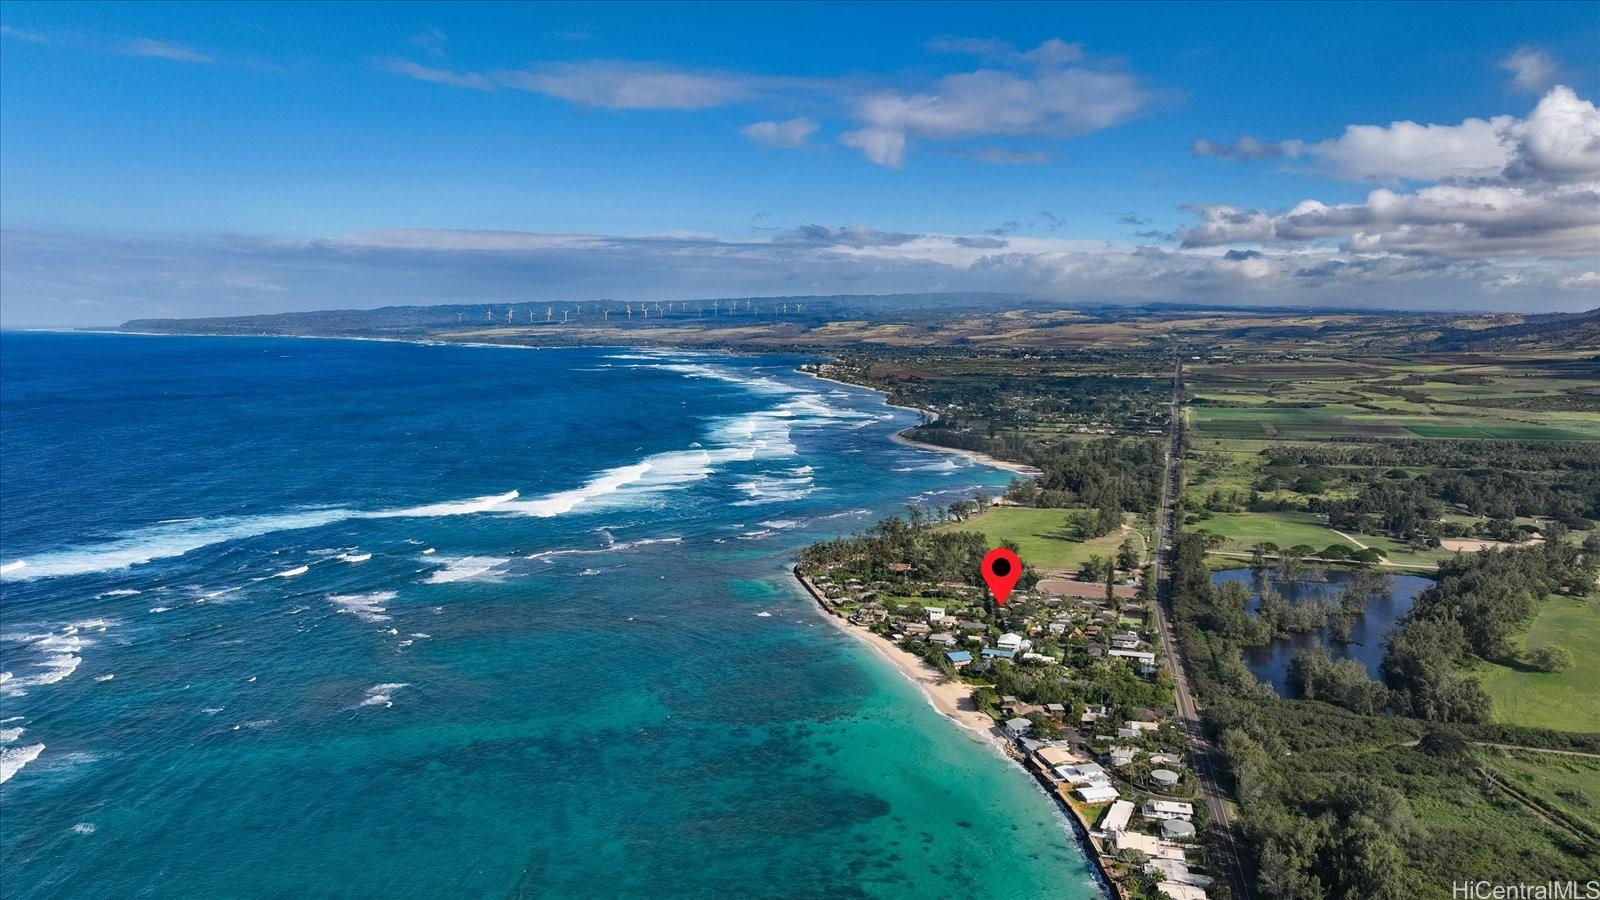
[1162, 819, 1198, 841]
[1056, 762, 1108, 785]
[981, 647, 1016, 660]
[1004, 717, 1033, 736]
[1142, 800, 1195, 821]
[1100, 799, 1135, 834]
[1109, 649, 1157, 665]
[1110, 746, 1139, 768]
[901, 621, 931, 636]
[929, 633, 957, 647]
[1152, 768, 1181, 789]
[1155, 882, 1208, 900]
[924, 607, 947, 622]
[945, 650, 972, 668]
[1075, 783, 1119, 804]
[1034, 746, 1079, 768]
[1044, 702, 1067, 716]
[997, 632, 1024, 652]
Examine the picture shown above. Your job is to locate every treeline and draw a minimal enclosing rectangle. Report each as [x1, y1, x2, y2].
[1381, 539, 1597, 723]
[797, 514, 1028, 590]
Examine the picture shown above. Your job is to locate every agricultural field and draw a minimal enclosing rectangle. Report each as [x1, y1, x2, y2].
[1186, 352, 1600, 442]
[1479, 596, 1600, 733]
[931, 506, 1139, 572]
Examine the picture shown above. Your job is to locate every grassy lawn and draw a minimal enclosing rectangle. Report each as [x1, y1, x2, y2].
[1187, 510, 1354, 552]
[934, 506, 1133, 571]
[1479, 596, 1600, 733]
[1481, 749, 1600, 835]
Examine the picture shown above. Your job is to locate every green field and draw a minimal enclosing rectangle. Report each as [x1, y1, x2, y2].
[1481, 749, 1600, 836]
[1479, 596, 1600, 733]
[934, 506, 1134, 571]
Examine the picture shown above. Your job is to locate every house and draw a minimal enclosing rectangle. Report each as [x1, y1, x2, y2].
[1048, 622, 1067, 635]
[1111, 631, 1141, 650]
[1109, 649, 1157, 665]
[945, 650, 972, 668]
[1162, 819, 1198, 841]
[1155, 881, 1209, 900]
[1034, 746, 1079, 768]
[1150, 752, 1183, 767]
[1022, 652, 1056, 664]
[901, 621, 931, 636]
[1004, 717, 1033, 736]
[997, 632, 1024, 652]
[1075, 783, 1119, 804]
[1142, 800, 1194, 821]
[1108, 830, 1187, 862]
[1124, 720, 1159, 733]
[981, 647, 1016, 660]
[924, 607, 946, 622]
[1110, 746, 1139, 768]
[1055, 762, 1108, 785]
[1044, 702, 1067, 716]
[1100, 799, 1134, 834]
[1148, 857, 1210, 887]
[1152, 768, 1181, 789]
[929, 633, 957, 647]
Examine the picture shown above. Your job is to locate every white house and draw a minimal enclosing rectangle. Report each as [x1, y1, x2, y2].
[1109, 649, 1157, 665]
[997, 632, 1023, 652]
[924, 607, 946, 622]
[1100, 799, 1134, 834]
[1055, 762, 1108, 785]
[1075, 783, 1119, 803]
[1142, 800, 1194, 821]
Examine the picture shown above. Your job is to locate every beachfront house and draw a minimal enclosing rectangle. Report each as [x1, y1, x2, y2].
[1055, 762, 1108, 785]
[1004, 717, 1033, 736]
[1141, 800, 1194, 821]
[929, 633, 957, 647]
[1100, 799, 1134, 834]
[1075, 783, 1118, 804]
[945, 650, 972, 668]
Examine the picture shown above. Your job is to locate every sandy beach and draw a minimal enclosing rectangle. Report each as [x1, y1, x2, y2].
[794, 571, 1006, 743]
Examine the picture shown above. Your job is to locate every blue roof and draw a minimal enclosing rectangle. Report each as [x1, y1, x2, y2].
[945, 650, 972, 663]
[982, 648, 1016, 659]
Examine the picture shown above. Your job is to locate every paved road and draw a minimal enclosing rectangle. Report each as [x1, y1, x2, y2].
[1148, 357, 1256, 900]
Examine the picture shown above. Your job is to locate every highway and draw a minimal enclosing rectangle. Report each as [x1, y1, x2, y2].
[1148, 356, 1256, 900]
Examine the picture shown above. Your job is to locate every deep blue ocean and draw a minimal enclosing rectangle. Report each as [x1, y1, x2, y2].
[0, 332, 1099, 898]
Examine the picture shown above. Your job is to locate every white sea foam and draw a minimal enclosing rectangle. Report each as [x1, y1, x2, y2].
[360, 683, 409, 708]
[271, 565, 310, 578]
[148, 606, 172, 614]
[0, 621, 108, 697]
[894, 458, 961, 473]
[337, 551, 372, 563]
[94, 588, 142, 598]
[0, 727, 24, 743]
[0, 743, 44, 784]
[421, 556, 509, 584]
[1, 360, 866, 581]
[72, 823, 96, 834]
[329, 592, 396, 623]
[94, 674, 115, 683]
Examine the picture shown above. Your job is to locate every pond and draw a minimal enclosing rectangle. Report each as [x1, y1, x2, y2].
[1211, 568, 1434, 696]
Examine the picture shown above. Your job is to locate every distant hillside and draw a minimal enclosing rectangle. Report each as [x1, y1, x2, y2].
[1418, 308, 1600, 352]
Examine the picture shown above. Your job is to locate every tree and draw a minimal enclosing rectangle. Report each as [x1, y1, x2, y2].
[1117, 536, 1141, 571]
[1524, 645, 1572, 672]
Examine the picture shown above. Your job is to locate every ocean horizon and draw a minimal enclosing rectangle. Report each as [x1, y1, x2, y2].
[0, 332, 1100, 898]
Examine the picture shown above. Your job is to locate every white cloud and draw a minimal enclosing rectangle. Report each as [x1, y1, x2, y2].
[1499, 47, 1558, 92]
[1504, 86, 1600, 183]
[1311, 116, 1514, 181]
[839, 57, 1147, 167]
[120, 38, 214, 64]
[741, 118, 818, 149]
[383, 59, 492, 91]
[410, 27, 448, 58]
[497, 62, 753, 109]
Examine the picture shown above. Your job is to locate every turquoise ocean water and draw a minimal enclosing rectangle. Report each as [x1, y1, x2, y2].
[0, 332, 1099, 898]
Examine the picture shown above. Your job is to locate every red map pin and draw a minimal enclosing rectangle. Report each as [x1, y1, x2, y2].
[982, 547, 1022, 606]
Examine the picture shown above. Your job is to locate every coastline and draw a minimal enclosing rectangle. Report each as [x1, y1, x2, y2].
[793, 569, 1005, 744]
[797, 368, 1042, 476]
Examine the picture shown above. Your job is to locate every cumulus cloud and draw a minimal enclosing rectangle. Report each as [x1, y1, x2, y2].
[741, 117, 818, 148]
[1499, 47, 1558, 92]
[1181, 85, 1600, 265]
[839, 45, 1148, 168]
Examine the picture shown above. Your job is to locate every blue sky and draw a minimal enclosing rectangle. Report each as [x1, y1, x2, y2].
[2, 1, 1597, 324]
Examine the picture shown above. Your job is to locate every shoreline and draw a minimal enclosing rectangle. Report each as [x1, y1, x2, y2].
[794, 568, 1121, 900]
[797, 368, 1042, 476]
